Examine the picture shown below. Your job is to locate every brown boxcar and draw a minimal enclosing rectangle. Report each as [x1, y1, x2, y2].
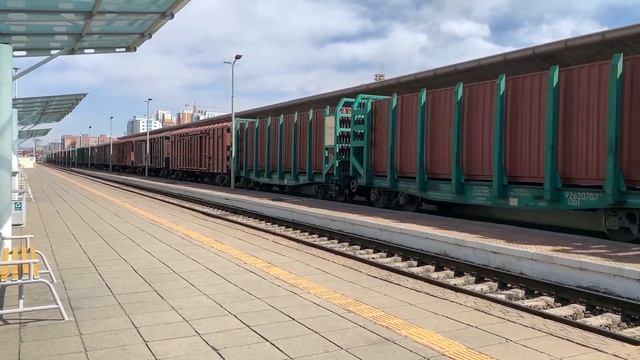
[270, 116, 278, 174]
[170, 122, 230, 174]
[282, 114, 294, 172]
[311, 108, 325, 173]
[257, 118, 267, 171]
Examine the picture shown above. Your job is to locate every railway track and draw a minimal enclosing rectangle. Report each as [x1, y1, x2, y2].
[66, 168, 640, 346]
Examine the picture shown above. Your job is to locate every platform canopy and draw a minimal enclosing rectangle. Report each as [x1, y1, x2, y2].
[18, 128, 50, 141]
[0, 0, 191, 57]
[14, 93, 87, 128]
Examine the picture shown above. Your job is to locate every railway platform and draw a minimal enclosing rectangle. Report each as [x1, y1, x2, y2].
[71, 169, 640, 301]
[1, 166, 638, 360]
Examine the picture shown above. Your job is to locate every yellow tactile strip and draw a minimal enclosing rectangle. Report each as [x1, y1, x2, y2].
[48, 169, 493, 360]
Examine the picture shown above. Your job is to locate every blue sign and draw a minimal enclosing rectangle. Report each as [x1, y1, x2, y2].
[14, 202, 22, 211]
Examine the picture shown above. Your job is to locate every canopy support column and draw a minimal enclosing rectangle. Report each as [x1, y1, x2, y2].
[1, 43, 13, 241]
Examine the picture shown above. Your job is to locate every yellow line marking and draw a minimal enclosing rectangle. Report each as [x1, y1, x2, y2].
[47, 169, 493, 360]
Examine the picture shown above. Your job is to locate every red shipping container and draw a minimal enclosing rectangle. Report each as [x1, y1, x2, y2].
[462, 80, 495, 181]
[371, 99, 389, 176]
[426, 88, 453, 179]
[396, 94, 419, 177]
[297, 111, 309, 174]
[504, 71, 547, 183]
[312, 108, 325, 173]
[270, 116, 279, 173]
[558, 60, 608, 185]
[257, 118, 267, 170]
[282, 114, 294, 171]
[620, 55, 640, 187]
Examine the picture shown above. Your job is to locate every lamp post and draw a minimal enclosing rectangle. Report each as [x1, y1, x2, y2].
[88, 125, 92, 169]
[224, 54, 243, 189]
[109, 116, 114, 172]
[144, 98, 153, 177]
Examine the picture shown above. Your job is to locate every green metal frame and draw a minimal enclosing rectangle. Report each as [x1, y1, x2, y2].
[265, 116, 272, 178]
[347, 94, 389, 186]
[253, 120, 259, 178]
[292, 112, 299, 182]
[387, 94, 398, 189]
[306, 109, 314, 181]
[544, 65, 561, 202]
[277, 114, 284, 179]
[416, 88, 427, 192]
[492, 74, 507, 199]
[451, 82, 464, 194]
[604, 53, 626, 204]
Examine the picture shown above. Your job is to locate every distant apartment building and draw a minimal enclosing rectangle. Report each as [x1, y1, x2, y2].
[176, 110, 193, 125]
[127, 116, 162, 135]
[156, 110, 173, 122]
[193, 109, 225, 122]
[98, 134, 109, 145]
[61, 135, 77, 150]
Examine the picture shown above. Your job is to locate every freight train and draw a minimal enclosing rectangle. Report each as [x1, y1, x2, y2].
[47, 52, 640, 243]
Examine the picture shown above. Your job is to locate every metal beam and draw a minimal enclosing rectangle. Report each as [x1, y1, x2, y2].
[1, 44, 13, 240]
[604, 53, 626, 204]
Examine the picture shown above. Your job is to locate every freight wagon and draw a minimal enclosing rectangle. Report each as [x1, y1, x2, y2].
[47, 51, 640, 242]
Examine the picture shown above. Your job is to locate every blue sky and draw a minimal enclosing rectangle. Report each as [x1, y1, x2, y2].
[14, 0, 640, 144]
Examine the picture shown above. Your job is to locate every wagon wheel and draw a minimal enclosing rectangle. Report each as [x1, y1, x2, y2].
[603, 210, 639, 243]
[400, 194, 420, 212]
[370, 190, 386, 208]
[334, 188, 347, 202]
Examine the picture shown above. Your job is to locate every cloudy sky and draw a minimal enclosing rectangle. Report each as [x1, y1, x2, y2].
[15, 0, 640, 144]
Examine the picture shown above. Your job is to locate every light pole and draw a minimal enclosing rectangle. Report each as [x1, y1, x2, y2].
[224, 54, 242, 189]
[88, 125, 92, 169]
[144, 98, 153, 177]
[109, 116, 114, 172]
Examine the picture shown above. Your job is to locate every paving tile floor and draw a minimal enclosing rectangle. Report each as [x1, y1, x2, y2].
[0, 167, 637, 360]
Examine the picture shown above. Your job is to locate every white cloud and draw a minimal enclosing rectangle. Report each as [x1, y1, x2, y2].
[11, 0, 639, 143]
[440, 19, 491, 38]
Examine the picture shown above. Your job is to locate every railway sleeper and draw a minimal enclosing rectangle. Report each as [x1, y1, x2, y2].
[620, 327, 640, 339]
[446, 275, 476, 287]
[516, 296, 555, 310]
[577, 313, 621, 329]
[544, 304, 586, 320]
[374, 256, 403, 265]
[464, 281, 499, 294]
[404, 265, 436, 275]
[425, 270, 455, 281]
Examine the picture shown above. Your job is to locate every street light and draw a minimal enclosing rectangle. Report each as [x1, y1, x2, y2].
[144, 98, 153, 177]
[224, 54, 243, 189]
[109, 116, 114, 172]
[88, 125, 92, 169]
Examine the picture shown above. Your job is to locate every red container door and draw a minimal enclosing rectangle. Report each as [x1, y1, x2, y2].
[270, 117, 279, 174]
[558, 61, 608, 185]
[396, 94, 418, 178]
[312, 109, 325, 173]
[505, 71, 546, 183]
[282, 114, 294, 172]
[462, 81, 495, 181]
[621, 55, 640, 187]
[426, 88, 453, 179]
[258, 118, 267, 171]
[246, 122, 255, 173]
[297, 112, 309, 174]
[371, 99, 389, 176]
